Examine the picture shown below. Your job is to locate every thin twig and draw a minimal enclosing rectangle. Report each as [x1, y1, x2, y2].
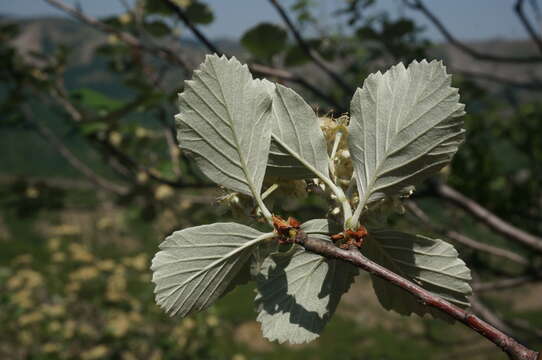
[515, 0, 542, 55]
[403, 0, 542, 64]
[291, 231, 539, 360]
[405, 200, 530, 266]
[158, 0, 344, 111]
[267, 0, 353, 94]
[474, 273, 542, 292]
[22, 107, 129, 195]
[44, 0, 191, 70]
[431, 182, 542, 253]
[456, 69, 542, 91]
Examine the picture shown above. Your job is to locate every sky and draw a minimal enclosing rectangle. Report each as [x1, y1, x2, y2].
[1, 0, 539, 41]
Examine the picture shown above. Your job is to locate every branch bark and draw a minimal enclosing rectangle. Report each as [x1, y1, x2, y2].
[405, 200, 530, 266]
[403, 0, 542, 64]
[158, 0, 344, 111]
[267, 0, 354, 94]
[431, 182, 542, 253]
[292, 231, 540, 360]
[515, 0, 542, 55]
[22, 107, 130, 195]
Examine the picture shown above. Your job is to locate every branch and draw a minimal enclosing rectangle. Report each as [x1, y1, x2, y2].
[474, 273, 542, 292]
[158, 0, 344, 111]
[403, 0, 542, 64]
[515, 0, 542, 55]
[431, 182, 542, 253]
[249, 63, 344, 111]
[21, 107, 130, 195]
[44, 0, 190, 70]
[292, 231, 539, 360]
[405, 200, 529, 266]
[267, 0, 354, 94]
[160, 0, 222, 55]
[456, 69, 542, 91]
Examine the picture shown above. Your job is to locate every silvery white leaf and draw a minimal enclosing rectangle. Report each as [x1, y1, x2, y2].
[266, 84, 329, 179]
[349, 60, 465, 211]
[255, 219, 358, 344]
[176, 54, 273, 197]
[151, 222, 271, 317]
[365, 229, 471, 319]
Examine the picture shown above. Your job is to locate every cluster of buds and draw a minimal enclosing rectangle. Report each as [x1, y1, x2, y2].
[272, 216, 301, 244]
[331, 226, 368, 249]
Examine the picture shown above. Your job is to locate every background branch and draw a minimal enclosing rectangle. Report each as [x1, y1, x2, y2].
[268, 0, 354, 94]
[430, 181, 542, 253]
[404, 0, 542, 64]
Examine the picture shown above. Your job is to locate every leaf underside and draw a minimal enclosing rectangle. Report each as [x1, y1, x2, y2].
[348, 60, 465, 209]
[151, 223, 266, 317]
[176, 54, 273, 196]
[266, 84, 329, 179]
[364, 229, 472, 320]
[255, 219, 358, 344]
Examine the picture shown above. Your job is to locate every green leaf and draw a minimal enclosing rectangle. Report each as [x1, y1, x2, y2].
[151, 223, 272, 317]
[72, 88, 123, 112]
[348, 60, 465, 212]
[185, 1, 214, 25]
[176, 54, 274, 197]
[266, 84, 330, 179]
[144, 20, 171, 37]
[255, 219, 358, 344]
[241, 23, 288, 60]
[364, 229, 471, 318]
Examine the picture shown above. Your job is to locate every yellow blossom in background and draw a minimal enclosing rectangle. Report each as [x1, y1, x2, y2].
[47, 238, 61, 251]
[206, 314, 219, 327]
[137, 171, 149, 184]
[97, 259, 115, 271]
[7, 269, 43, 289]
[69, 243, 93, 262]
[18, 330, 33, 346]
[52, 252, 66, 262]
[81, 345, 109, 360]
[63, 320, 76, 339]
[11, 289, 33, 308]
[107, 312, 131, 337]
[123, 253, 147, 270]
[109, 131, 123, 146]
[154, 184, 174, 200]
[118, 12, 132, 24]
[107, 34, 119, 45]
[106, 266, 127, 302]
[25, 186, 40, 198]
[48, 321, 62, 333]
[43, 303, 65, 317]
[70, 266, 99, 282]
[50, 224, 81, 236]
[42, 342, 61, 353]
[18, 311, 44, 326]
[13, 254, 32, 265]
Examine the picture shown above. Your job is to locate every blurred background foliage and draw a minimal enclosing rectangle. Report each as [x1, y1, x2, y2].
[1, 0, 542, 359]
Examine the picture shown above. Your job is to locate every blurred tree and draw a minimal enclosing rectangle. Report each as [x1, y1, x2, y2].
[1, 0, 542, 359]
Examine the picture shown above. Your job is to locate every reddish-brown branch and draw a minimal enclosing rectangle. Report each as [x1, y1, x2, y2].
[293, 232, 540, 360]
